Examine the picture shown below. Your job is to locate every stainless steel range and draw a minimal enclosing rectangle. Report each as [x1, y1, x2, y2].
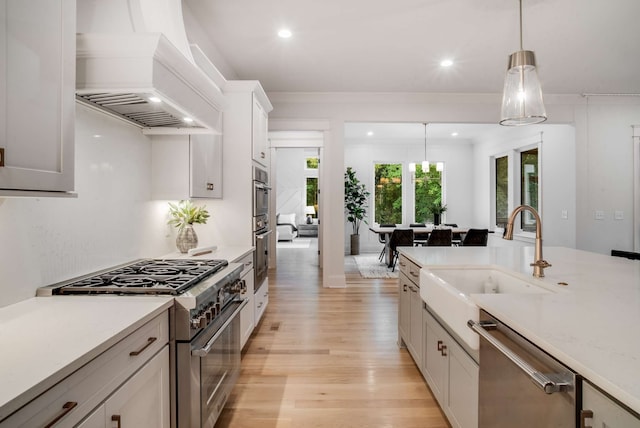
[37, 258, 247, 428]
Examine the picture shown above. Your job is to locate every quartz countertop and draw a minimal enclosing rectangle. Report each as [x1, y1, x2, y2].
[161, 245, 254, 263]
[399, 246, 640, 414]
[0, 296, 173, 421]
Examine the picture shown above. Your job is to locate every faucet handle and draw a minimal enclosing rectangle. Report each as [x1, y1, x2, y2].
[531, 259, 552, 268]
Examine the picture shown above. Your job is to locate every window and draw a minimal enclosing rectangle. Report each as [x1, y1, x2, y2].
[305, 157, 319, 169]
[374, 163, 402, 224]
[414, 163, 443, 223]
[520, 148, 539, 232]
[495, 156, 509, 228]
[306, 177, 318, 216]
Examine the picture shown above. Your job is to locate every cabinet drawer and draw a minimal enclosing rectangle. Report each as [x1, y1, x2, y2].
[3, 312, 168, 427]
[399, 256, 421, 285]
[235, 252, 254, 278]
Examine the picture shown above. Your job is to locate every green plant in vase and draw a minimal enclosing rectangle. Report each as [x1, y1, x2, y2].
[429, 201, 447, 226]
[168, 200, 210, 253]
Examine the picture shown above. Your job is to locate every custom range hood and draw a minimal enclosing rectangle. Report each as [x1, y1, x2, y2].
[76, 1, 224, 135]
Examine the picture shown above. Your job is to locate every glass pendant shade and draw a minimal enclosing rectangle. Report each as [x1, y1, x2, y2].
[436, 162, 444, 172]
[500, 50, 547, 126]
[421, 160, 429, 170]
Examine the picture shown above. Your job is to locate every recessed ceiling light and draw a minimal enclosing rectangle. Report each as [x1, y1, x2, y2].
[148, 96, 162, 103]
[367, 131, 374, 136]
[183, 117, 194, 123]
[440, 59, 454, 67]
[451, 132, 458, 137]
[93, 134, 102, 138]
[278, 29, 292, 38]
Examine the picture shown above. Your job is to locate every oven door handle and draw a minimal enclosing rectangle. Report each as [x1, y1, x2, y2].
[254, 183, 271, 191]
[192, 299, 248, 357]
[256, 230, 273, 239]
[468, 320, 571, 394]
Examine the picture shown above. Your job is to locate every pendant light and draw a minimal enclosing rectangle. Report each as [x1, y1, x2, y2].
[421, 123, 429, 171]
[500, 0, 547, 126]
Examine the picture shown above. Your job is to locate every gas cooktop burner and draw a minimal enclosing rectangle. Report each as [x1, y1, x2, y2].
[56, 259, 228, 295]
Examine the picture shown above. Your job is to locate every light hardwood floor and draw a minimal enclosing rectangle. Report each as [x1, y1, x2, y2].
[215, 239, 449, 427]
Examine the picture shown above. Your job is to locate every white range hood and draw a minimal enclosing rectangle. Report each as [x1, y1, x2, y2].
[75, 0, 224, 135]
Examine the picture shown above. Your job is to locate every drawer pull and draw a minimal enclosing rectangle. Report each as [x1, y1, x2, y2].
[44, 401, 77, 428]
[206, 182, 214, 190]
[112, 415, 122, 428]
[580, 410, 593, 428]
[129, 337, 157, 356]
[437, 340, 444, 351]
[410, 271, 419, 278]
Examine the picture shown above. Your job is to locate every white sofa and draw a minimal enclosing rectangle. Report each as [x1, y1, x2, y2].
[276, 213, 298, 241]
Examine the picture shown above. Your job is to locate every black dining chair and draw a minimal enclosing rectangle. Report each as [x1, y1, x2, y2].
[444, 223, 462, 246]
[461, 228, 489, 246]
[426, 228, 452, 246]
[388, 229, 414, 271]
[410, 223, 428, 246]
[377, 224, 396, 261]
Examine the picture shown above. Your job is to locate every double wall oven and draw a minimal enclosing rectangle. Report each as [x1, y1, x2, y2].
[253, 165, 271, 290]
[37, 258, 247, 428]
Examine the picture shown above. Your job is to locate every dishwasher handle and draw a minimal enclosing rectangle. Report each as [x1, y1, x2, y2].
[468, 320, 571, 394]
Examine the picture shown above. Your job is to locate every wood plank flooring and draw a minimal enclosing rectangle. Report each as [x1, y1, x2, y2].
[215, 239, 449, 427]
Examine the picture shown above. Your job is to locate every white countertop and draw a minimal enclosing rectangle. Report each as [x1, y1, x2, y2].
[0, 296, 173, 420]
[400, 246, 640, 413]
[162, 245, 254, 263]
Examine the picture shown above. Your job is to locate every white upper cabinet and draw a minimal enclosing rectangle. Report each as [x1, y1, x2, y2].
[252, 93, 269, 167]
[151, 134, 223, 200]
[0, 0, 75, 195]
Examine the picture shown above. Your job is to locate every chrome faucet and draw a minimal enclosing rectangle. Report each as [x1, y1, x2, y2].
[503, 205, 551, 278]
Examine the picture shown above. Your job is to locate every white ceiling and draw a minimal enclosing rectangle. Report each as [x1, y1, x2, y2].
[185, 0, 640, 95]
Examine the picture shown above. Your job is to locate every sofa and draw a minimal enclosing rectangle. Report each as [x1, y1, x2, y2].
[276, 213, 298, 241]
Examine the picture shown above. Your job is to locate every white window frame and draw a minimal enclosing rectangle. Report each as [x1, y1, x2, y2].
[411, 161, 446, 224]
[371, 161, 405, 225]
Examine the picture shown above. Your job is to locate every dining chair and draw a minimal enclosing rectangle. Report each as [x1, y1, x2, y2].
[388, 229, 414, 271]
[426, 228, 452, 246]
[377, 224, 396, 261]
[444, 223, 462, 246]
[461, 228, 489, 246]
[410, 223, 428, 246]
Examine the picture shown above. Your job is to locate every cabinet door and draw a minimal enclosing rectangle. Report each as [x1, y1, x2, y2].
[423, 309, 447, 406]
[190, 133, 222, 198]
[103, 346, 170, 428]
[240, 268, 255, 349]
[251, 94, 269, 166]
[447, 339, 479, 428]
[398, 274, 410, 345]
[0, 0, 75, 193]
[582, 382, 640, 428]
[408, 284, 423, 368]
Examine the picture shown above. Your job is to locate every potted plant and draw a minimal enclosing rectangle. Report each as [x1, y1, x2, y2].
[429, 201, 447, 226]
[344, 167, 370, 255]
[168, 200, 210, 253]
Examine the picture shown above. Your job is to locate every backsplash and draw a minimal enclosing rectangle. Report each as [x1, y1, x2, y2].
[0, 105, 176, 308]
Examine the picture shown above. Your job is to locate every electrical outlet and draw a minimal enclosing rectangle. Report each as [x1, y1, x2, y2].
[614, 211, 624, 220]
[561, 210, 568, 219]
[594, 210, 605, 220]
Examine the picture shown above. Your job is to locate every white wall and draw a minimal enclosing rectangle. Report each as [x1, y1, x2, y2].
[344, 138, 475, 253]
[275, 148, 319, 223]
[0, 106, 175, 308]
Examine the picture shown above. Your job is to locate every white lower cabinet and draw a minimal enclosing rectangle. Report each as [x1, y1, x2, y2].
[398, 256, 423, 369]
[1, 312, 169, 428]
[77, 346, 170, 428]
[423, 308, 478, 428]
[254, 278, 269, 325]
[236, 252, 255, 349]
[582, 382, 640, 428]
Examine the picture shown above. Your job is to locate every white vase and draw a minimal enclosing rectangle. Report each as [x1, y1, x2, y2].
[176, 224, 198, 253]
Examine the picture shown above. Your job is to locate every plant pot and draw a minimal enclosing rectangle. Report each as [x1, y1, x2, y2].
[176, 224, 198, 253]
[434, 213, 441, 226]
[350, 234, 360, 255]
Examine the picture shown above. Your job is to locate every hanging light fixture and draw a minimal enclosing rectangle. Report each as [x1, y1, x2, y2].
[500, 0, 547, 126]
[421, 123, 430, 171]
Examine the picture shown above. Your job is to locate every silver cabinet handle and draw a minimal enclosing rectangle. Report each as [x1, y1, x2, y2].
[256, 230, 273, 240]
[467, 320, 571, 394]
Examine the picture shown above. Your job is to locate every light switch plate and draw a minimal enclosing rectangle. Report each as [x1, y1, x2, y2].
[561, 210, 568, 219]
[614, 211, 624, 220]
[595, 210, 605, 220]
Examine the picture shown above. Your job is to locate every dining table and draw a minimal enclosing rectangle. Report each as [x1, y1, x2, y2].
[369, 225, 470, 267]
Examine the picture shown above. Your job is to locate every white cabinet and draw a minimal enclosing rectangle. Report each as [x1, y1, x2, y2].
[2, 312, 169, 427]
[398, 255, 423, 368]
[251, 93, 269, 166]
[254, 278, 269, 325]
[582, 382, 640, 428]
[235, 252, 255, 349]
[77, 346, 170, 428]
[0, 0, 75, 195]
[423, 309, 478, 428]
[151, 134, 222, 199]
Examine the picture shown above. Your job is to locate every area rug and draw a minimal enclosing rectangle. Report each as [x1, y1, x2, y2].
[354, 254, 398, 279]
[277, 239, 311, 249]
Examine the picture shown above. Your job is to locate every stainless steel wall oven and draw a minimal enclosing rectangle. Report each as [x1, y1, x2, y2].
[253, 165, 271, 290]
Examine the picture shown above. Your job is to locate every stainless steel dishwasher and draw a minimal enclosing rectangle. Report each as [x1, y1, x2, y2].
[468, 310, 579, 427]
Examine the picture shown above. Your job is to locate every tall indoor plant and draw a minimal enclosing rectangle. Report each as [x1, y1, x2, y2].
[344, 167, 370, 255]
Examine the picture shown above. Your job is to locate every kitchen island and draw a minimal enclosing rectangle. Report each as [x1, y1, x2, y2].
[399, 245, 640, 417]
